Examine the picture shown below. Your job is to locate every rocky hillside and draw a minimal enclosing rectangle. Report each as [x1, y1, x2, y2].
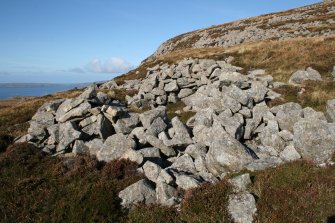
[150, 1, 335, 59]
[2, 1, 335, 223]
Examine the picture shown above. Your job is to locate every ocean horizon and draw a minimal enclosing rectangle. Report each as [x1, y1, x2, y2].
[0, 83, 89, 100]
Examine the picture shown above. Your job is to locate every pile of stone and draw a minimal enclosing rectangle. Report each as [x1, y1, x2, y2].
[18, 59, 335, 223]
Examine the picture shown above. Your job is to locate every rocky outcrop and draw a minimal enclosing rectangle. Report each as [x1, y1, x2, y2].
[19, 58, 335, 223]
[149, 2, 335, 58]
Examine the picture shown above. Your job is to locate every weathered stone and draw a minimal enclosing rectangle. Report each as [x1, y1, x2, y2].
[248, 81, 268, 103]
[146, 135, 176, 157]
[118, 179, 156, 207]
[224, 85, 249, 105]
[293, 118, 335, 164]
[121, 149, 144, 164]
[131, 127, 147, 144]
[139, 106, 167, 129]
[168, 93, 178, 103]
[276, 109, 303, 132]
[171, 117, 193, 146]
[72, 140, 89, 155]
[288, 67, 322, 85]
[156, 95, 167, 105]
[228, 193, 257, 223]
[56, 122, 81, 152]
[178, 88, 194, 98]
[97, 134, 136, 162]
[55, 98, 85, 122]
[270, 102, 302, 114]
[303, 107, 326, 121]
[246, 157, 283, 171]
[156, 182, 179, 207]
[32, 111, 55, 127]
[164, 80, 179, 92]
[47, 124, 59, 145]
[175, 174, 201, 190]
[79, 115, 97, 128]
[114, 113, 140, 134]
[279, 145, 301, 162]
[259, 120, 286, 151]
[85, 138, 104, 156]
[143, 161, 163, 183]
[171, 154, 196, 174]
[146, 117, 167, 137]
[140, 74, 158, 93]
[79, 85, 97, 99]
[205, 122, 253, 176]
[185, 144, 207, 159]
[326, 99, 335, 122]
[217, 113, 244, 140]
[57, 101, 91, 123]
[228, 173, 252, 193]
[278, 130, 294, 142]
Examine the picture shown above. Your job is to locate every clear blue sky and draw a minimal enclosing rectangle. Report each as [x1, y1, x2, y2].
[0, 0, 320, 83]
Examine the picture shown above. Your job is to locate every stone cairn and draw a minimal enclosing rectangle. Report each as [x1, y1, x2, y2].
[18, 58, 335, 223]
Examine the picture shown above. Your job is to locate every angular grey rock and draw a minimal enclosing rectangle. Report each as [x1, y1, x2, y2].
[175, 174, 201, 190]
[178, 88, 194, 99]
[28, 121, 47, 141]
[47, 124, 59, 145]
[224, 85, 249, 105]
[168, 93, 178, 103]
[228, 173, 252, 193]
[270, 102, 302, 114]
[79, 115, 97, 128]
[156, 182, 179, 207]
[139, 106, 167, 129]
[72, 140, 89, 155]
[293, 118, 335, 164]
[114, 113, 140, 134]
[278, 130, 294, 142]
[143, 161, 163, 183]
[259, 120, 286, 151]
[56, 98, 84, 122]
[97, 134, 136, 162]
[31, 111, 55, 127]
[146, 135, 176, 157]
[279, 145, 301, 162]
[326, 99, 335, 122]
[217, 113, 244, 140]
[171, 116, 193, 146]
[249, 81, 268, 103]
[193, 108, 215, 127]
[152, 88, 165, 96]
[146, 117, 167, 137]
[228, 193, 257, 223]
[171, 154, 196, 174]
[121, 149, 144, 164]
[164, 80, 179, 92]
[156, 95, 167, 105]
[85, 138, 104, 156]
[185, 144, 207, 159]
[57, 101, 91, 123]
[140, 74, 158, 93]
[276, 109, 303, 132]
[246, 157, 283, 171]
[131, 127, 147, 145]
[303, 107, 326, 121]
[79, 85, 97, 99]
[102, 105, 127, 122]
[288, 67, 322, 85]
[205, 122, 253, 176]
[56, 122, 81, 152]
[118, 179, 156, 207]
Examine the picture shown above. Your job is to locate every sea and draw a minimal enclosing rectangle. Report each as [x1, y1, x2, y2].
[0, 84, 88, 100]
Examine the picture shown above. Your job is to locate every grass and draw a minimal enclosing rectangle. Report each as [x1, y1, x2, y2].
[251, 161, 335, 223]
[268, 80, 335, 112]
[166, 101, 196, 124]
[0, 143, 142, 223]
[128, 180, 232, 223]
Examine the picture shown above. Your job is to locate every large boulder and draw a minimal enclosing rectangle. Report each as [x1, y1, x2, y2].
[293, 118, 335, 164]
[288, 67, 322, 85]
[118, 179, 156, 207]
[205, 122, 253, 176]
[170, 117, 193, 146]
[97, 134, 136, 162]
[56, 122, 82, 152]
[139, 106, 167, 129]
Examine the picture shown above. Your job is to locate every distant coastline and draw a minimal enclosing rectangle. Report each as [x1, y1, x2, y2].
[0, 82, 96, 99]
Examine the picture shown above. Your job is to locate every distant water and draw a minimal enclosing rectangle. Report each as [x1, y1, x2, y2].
[0, 85, 85, 100]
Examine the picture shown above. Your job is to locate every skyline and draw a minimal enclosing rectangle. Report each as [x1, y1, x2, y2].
[0, 0, 320, 83]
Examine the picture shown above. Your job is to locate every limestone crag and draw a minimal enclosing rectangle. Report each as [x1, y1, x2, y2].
[19, 58, 335, 223]
[150, 1, 335, 59]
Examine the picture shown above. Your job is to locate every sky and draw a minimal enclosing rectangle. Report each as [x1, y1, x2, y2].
[0, 0, 320, 83]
